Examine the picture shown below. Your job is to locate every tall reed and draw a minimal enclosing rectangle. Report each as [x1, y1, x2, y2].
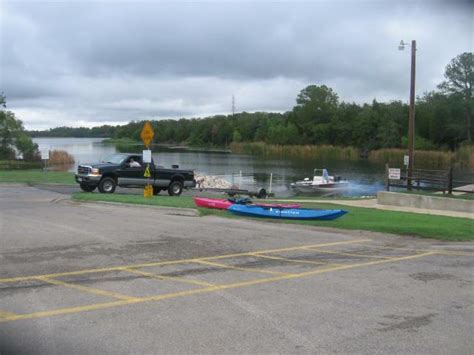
[230, 142, 474, 169]
[230, 142, 359, 161]
[49, 150, 75, 165]
[368, 148, 460, 169]
[455, 144, 474, 169]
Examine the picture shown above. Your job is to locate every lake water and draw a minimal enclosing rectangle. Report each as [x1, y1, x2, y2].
[33, 137, 393, 197]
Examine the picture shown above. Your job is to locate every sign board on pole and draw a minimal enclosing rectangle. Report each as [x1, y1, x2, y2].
[41, 150, 49, 160]
[143, 150, 152, 163]
[140, 121, 155, 148]
[404, 155, 409, 166]
[388, 168, 401, 180]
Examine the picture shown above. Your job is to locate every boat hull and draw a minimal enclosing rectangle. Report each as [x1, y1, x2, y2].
[193, 197, 301, 210]
[193, 197, 232, 210]
[291, 182, 349, 194]
[228, 204, 347, 220]
[256, 203, 301, 208]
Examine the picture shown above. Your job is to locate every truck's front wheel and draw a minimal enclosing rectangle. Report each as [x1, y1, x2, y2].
[99, 177, 116, 193]
[80, 183, 96, 192]
[168, 181, 183, 196]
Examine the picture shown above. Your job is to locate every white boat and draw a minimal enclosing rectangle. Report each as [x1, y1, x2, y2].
[291, 169, 349, 194]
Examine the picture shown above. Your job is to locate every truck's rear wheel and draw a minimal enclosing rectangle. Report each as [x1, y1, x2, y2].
[99, 177, 116, 193]
[168, 181, 183, 196]
[80, 184, 96, 192]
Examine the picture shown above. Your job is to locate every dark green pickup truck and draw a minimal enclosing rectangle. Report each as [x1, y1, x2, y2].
[75, 153, 196, 196]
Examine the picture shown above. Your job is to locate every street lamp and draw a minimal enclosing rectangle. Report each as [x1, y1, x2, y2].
[399, 40, 416, 190]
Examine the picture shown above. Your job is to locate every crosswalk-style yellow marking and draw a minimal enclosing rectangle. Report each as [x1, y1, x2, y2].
[0, 251, 436, 323]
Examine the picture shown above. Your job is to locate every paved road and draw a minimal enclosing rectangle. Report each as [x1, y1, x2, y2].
[0, 185, 473, 354]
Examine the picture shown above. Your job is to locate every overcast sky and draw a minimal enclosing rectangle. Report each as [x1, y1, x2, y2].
[1, 0, 472, 130]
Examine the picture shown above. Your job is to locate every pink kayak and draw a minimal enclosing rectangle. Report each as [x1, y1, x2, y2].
[193, 197, 301, 210]
[193, 197, 232, 210]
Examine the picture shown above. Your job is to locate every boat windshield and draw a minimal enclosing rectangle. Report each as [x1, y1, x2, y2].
[313, 169, 328, 177]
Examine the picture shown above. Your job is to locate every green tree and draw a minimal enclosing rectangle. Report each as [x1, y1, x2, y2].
[438, 52, 473, 142]
[267, 123, 299, 145]
[0, 94, 40, 161]
[416, 91, 466, 149]
[290, 85, 339, 144]
[232, 130, 242, 143]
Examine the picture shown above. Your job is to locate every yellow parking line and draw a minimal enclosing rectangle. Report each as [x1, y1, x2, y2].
[362, 245, 474, 257]
[303, 247, 394, 259]
[0, 251, 435, 323]
[248, 253, 341, 266]
[123, 268, 216, 287]
[359, 244, 432, 255]
[0, 239, 371, 283]
[432, 250, 474, 257]
[204, 239, 372, 260]
[0, 310, 17, 319]
[193, 260, 293, 276]
[36, 277, 137, 301]
[0, 300, 137, 323]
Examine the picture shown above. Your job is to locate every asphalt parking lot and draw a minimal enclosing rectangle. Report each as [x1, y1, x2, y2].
[0, 185, 473, 354]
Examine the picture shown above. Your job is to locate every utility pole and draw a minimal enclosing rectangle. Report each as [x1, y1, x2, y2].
[399, 40, 416, 190]
[232, 95, 236, 117]
[407, 40, 416, 190]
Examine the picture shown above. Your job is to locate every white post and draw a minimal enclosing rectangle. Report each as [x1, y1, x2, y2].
[269, 172, 273, 194]
[239, 170, 242, 189]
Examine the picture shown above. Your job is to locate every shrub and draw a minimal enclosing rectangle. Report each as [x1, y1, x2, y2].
[49, 150, 75, 165]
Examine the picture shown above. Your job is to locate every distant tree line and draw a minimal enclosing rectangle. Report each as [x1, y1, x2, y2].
[29, 125, 117, 138]
[28, 52, 473, 152]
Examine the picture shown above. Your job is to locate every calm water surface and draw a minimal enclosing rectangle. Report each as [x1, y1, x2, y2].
[34, 137, 390, 197]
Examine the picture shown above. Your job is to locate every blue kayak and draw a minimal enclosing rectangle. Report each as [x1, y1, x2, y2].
[228, 204, 347, 220]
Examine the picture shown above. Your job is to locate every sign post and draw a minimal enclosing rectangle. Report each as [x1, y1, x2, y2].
[140, 122, 155, 198]
[41, 150, 50, 177]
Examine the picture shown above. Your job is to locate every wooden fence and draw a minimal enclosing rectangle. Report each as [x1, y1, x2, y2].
[385, 165, 474, 194]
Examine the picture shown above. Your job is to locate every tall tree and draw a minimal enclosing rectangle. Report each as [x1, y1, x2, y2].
[290, 85, 339, 144]
[0, 94, 40, 160]
[438, 52, 473, 142]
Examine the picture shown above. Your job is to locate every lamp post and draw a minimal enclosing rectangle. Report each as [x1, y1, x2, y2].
[399, 40, 416, 190]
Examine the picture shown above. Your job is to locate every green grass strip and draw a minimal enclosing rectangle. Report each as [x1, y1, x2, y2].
[72, 193, 473, 241]
[0, 170, 75, 185]
[72, 192, 196, 209]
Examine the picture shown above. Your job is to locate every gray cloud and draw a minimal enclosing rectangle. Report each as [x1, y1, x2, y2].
[1, 0, 472, 129]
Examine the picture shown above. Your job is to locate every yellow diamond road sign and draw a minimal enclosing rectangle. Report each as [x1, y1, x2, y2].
[140, 121, 154, 147]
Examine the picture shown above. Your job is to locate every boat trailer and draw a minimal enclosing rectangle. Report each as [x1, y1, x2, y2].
[196, 187, 273, 199]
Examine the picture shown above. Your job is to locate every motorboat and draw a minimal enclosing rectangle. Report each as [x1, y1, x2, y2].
[290, 169, 349, 194]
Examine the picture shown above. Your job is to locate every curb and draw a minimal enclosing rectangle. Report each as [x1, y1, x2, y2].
[71, 199, 199, 217]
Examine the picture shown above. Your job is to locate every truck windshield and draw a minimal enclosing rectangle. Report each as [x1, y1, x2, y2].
[104, 154, 127, 164]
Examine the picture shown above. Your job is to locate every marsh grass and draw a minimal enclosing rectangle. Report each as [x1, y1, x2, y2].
[230, 143, 473, 169]
[230, 142, 359, 160]
[368, 148, 460, 168]
[49, 150, 75, 165]
[455, 144, 474, 169]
